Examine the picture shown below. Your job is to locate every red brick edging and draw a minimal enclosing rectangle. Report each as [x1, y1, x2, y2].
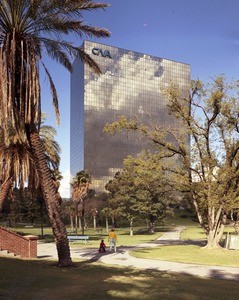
[0, 227, 38, 258]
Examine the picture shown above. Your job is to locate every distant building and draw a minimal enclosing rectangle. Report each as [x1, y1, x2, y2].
[70, 41, 190, 191]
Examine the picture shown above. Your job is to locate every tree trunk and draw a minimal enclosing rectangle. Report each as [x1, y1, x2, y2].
[204, 215, 226, 249]
[0, 178, 12, 213]
[75, 202, 79, 235]
[105, 217, 109, 233]
[149, 222, 155, 233]
[29, 131, 73, 267]
[40, 203, 44, 239]
[81, 201, 85, 236]
[75, 214, 78, 235]
[193, 198, 226, 249]
[79, 216, 82, 230]
[111, 216, 115, 227]
[233, 212, 239, 235]
[234, 221, 239, 235]
[93, 215, 97, 230]
[69, 208, 74, 231]
[205, 231, 222, 248]
[130, 220, 133, 236]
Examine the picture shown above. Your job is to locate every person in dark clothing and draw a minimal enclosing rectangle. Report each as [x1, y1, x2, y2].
[98, 239, 106, 253]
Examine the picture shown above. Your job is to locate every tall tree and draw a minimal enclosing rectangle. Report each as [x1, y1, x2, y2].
[0, 0, 109, 266]
[0, 123, 61, 212]
[101, 206, 111, 232]
[0, 129, 38, 213]
[105, 153, 175, 234]
[105, 76, 239, 248]
[123, 153, 175, 232]
[71, 170, 91, 235]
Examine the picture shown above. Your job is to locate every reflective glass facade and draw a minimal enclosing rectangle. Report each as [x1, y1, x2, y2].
[70, 41, 190, 191]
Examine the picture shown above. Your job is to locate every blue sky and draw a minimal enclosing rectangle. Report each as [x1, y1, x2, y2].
[41, 0, 239, 197]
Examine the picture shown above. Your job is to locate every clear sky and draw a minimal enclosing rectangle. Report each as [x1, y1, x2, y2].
[41, 0, 239, 197]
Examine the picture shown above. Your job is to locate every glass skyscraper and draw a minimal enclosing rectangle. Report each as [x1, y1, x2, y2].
[70, 41, 190, 191]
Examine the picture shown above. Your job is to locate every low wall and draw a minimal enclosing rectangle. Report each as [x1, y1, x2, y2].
[0, 227, 38, 258]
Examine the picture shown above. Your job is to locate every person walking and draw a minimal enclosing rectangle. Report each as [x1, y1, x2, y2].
[108, 228, 118, 252]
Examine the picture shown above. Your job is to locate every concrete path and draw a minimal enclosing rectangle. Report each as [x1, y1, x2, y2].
[37, 226, 239, 281]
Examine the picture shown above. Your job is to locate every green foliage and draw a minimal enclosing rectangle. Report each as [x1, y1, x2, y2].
[1, 187, 48, 226]
[71, 170, 92, 186]
[105, 151, 177, 227]
[71, 170, 92, 202]
[104, 76, 239, 247]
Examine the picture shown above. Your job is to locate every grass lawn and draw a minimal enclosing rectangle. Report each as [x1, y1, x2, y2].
[130, 211, 239, 267]
[6, 212, 239, 269]
[9, 226, 165, 248]
[0, 256, 238, 300]
[131, 245, 239, 267]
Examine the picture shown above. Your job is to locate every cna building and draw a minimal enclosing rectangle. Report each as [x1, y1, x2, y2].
[70, 41, 190, 191]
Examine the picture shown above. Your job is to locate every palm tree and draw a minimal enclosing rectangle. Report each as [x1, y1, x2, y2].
[71, 170, 91, 235]
[101, 207, 111, 233]
[0, 128, 38, 213]
[0, 0, 109, 266]
[0, 123, 61, 213]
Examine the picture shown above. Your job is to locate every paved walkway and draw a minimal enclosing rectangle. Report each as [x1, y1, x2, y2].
[37, 226, 239, 281]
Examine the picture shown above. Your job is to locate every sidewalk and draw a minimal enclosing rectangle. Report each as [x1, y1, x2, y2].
[37, 226, 239, 281]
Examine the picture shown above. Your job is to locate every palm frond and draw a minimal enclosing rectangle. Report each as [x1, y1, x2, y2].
[76, 46, 102, 74]
[40, 37, 73, 71]
[0, 0, 109, 192]
[73, 24, 110, 38]
[40, 60, 60, 125]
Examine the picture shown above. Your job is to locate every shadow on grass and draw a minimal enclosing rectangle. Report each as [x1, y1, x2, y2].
[151, 239, 207, 247]
[0, 256, 238, 300]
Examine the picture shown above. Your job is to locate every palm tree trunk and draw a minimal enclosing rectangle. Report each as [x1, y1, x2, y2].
[0, 178, 12, 213]
[29, 130, 73, 267]
[75, 202, 78, 235]
[69, 207, 74, 231]
[105, 216, 109, 233]
[78, 216, 82, 230]
[93, 214, 97, 230]
[81, 205, 85, 236]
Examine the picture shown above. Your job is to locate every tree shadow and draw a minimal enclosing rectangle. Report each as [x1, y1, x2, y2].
[0, 256, 238, 299]
[151, 239, 207, 247]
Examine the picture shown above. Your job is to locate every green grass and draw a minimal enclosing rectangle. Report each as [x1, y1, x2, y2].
[7, 226, 53, 237]
[180, 225, 206, 240]
[129, 211, 239, 268]
[79, 227, 164, 248]
[1, 214, 239, 298]
[8, 226, 165, 248]
[7, 212, 239, 269]
[180, 223, 236, 243]
[131, 245, 239, 267]
[167, 209, 198, 226]
[0, 256, 238, 300]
